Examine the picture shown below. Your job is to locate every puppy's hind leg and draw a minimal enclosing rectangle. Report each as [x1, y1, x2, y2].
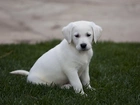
[61, 84, 72, 89]
[27, 75, 47, 85]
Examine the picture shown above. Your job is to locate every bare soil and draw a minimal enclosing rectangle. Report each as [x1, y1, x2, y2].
[0, 0, 140, 44]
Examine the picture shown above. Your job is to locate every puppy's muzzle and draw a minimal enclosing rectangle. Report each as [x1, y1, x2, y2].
[80, 43, 87, 50]
[80, 43, 87, 48]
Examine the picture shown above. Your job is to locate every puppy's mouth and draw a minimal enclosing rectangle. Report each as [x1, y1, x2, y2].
[80, 48, 90, 51]
[79, 43, 90, 51]
[76, 44, 91, 51]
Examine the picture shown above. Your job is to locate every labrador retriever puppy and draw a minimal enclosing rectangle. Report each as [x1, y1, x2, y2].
[10, 21, 102, 95]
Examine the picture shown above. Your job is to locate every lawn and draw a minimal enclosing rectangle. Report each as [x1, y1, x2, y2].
[0, 40, 140, 105]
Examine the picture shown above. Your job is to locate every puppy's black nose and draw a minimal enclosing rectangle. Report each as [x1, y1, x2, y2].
[80, 43, 87, 49]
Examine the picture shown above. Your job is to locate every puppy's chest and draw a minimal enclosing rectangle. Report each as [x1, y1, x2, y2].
[72, 54, 90, 70]
[75, 59, 88, 76]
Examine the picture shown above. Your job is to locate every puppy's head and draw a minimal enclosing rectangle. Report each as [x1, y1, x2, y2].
[62, 21, 102, 51]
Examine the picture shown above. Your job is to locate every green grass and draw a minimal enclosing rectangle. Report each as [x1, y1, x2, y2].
[0, 40, 140, 105]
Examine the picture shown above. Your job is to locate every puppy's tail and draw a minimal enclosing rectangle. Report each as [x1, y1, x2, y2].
[10, 70, 29, 76]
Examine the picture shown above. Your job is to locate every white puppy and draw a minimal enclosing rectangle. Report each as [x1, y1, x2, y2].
[10, 21, 102, 95]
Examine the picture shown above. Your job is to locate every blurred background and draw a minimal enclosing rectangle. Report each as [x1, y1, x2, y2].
[0, 0, 140, 44]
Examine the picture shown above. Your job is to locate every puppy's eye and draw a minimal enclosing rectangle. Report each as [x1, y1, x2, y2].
[75, 34, 80, 38]
[86, 33, 91, 37]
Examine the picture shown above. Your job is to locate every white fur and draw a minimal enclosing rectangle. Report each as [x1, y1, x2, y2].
[10, 21, 102, 95]
[10, 70, 29, 76]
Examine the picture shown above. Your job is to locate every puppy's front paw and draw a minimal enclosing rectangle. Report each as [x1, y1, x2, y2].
[79, 91, 88, 97]
[86, 85, 96, 91]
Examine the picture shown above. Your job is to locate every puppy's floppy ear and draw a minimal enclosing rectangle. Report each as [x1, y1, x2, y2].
[90, 22, 102, 43]
[62, 22, 75, 44]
